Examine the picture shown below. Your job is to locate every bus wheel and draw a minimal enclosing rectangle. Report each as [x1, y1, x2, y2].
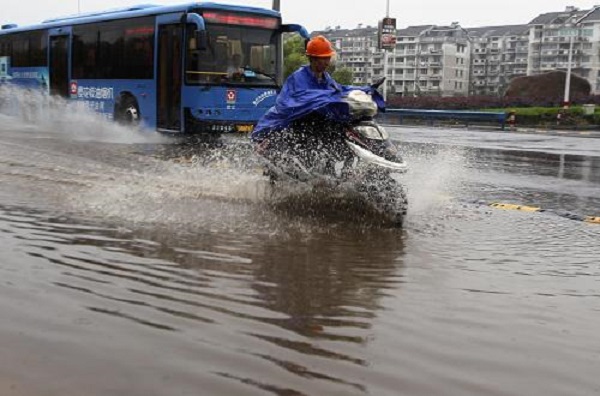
[116, 96, 140, 125]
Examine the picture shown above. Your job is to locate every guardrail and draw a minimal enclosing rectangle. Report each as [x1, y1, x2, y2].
[379, 109, 507, 130]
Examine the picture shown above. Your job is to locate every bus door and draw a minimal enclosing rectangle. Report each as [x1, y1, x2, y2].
[157, 23, 183, 132]
[49, 33, 70, 97]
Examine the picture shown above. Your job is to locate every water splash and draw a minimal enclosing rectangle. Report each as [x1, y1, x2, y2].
[401, 144, 466, 211]
[0, 85, 169, 144]
[0, 86, 429, 230]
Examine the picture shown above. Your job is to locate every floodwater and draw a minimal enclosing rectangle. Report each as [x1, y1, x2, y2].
[1, 93, 600, 396]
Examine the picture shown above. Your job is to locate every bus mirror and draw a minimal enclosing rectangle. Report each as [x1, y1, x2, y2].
[280, 24, 310, 39]
[195, 30, 208, 51]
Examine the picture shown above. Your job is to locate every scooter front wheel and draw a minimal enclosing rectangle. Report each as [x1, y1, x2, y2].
[357, 174, 407, 227]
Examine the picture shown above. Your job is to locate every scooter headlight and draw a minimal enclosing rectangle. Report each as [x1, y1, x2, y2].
[377, 125, 389, 140]
[354, 125, 389, 140]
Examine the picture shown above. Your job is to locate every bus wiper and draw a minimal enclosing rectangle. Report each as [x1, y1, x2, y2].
[242, 67, 279, 88]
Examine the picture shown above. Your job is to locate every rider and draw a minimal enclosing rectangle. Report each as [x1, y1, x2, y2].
[251, 35, 343, 144]
[283, 35, 340, 94]
[252, 35, 385, 169]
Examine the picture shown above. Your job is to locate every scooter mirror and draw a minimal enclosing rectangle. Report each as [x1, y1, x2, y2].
[371, 77, 386, 89]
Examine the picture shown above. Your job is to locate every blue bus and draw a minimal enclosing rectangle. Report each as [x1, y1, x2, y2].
[0, 2, 309, 133]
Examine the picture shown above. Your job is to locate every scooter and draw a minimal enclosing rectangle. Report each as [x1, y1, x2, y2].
[256, 79, 408, 227]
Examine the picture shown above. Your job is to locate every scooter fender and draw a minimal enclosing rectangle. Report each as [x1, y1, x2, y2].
[345, 140, 408, 173]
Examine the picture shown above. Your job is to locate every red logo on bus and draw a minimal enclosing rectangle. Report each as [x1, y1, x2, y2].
[226, 89, 237, 104]
[70, 81, 78, 96]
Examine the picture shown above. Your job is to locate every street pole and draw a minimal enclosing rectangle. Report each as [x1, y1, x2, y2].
[273, 0, 282, 85]
[563, 33, 574, 107]
[78, 0, 81, 13]
[383, 53, 388, 101]
[382, 0, 390, 101]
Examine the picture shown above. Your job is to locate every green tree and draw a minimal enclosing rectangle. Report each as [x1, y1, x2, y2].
[284, 34, 306, 78]
[332, 68, 354, 85]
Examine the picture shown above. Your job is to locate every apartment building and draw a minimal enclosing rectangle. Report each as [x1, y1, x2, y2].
[529, 7, 600, 92]
[324, 25, 379, 85]
[581, 8, 600, 92]
[318, 23, 470, 97]
[394, 24, 470, 96]
[315, 5, 600, 96]
[466, 25, 529, 96]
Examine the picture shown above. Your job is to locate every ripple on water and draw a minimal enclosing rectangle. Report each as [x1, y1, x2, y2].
[0, 203, 412, 395]
[2, 105, 600, 395]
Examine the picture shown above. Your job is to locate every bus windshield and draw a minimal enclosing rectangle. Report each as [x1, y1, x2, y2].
[186, 24, 278, 87]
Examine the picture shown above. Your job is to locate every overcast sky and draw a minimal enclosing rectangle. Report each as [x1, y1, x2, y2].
[0, 0, 598, 32]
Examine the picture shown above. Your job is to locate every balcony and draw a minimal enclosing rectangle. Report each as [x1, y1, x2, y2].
[420, 36, 448, 43]
[556, 61, 582, 68]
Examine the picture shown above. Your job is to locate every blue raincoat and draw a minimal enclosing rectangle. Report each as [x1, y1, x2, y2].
[251, 65, 385, 141]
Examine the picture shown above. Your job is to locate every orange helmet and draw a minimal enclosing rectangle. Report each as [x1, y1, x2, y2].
[306, 35, 336, 58]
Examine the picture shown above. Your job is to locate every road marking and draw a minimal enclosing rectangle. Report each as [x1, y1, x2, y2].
[489, 203, 541, 212]
[488, 202, 599, 224]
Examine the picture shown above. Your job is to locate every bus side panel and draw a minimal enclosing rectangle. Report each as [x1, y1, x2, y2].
[69, 79, 157, 129]
[0, 65, 49, 91]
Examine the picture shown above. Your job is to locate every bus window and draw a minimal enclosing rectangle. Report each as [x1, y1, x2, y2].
[186, 24, 278, 86]
[11, 35, 29, 67]
[2, 31, 47, 68]
[73, 17, 154, 80]
[0, 38, 10, 59]
[72, 29, 99, 79]
[30, 31, 48, 67]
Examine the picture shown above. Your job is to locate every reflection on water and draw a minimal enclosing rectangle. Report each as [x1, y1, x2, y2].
[1, 110, 600, 395]
[0, 203, 406, 395]
[399, 142, 600, 216]
[2, 190, 600, 396]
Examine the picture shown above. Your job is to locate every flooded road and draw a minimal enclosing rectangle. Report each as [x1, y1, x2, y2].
[1, 106, 599, 396]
